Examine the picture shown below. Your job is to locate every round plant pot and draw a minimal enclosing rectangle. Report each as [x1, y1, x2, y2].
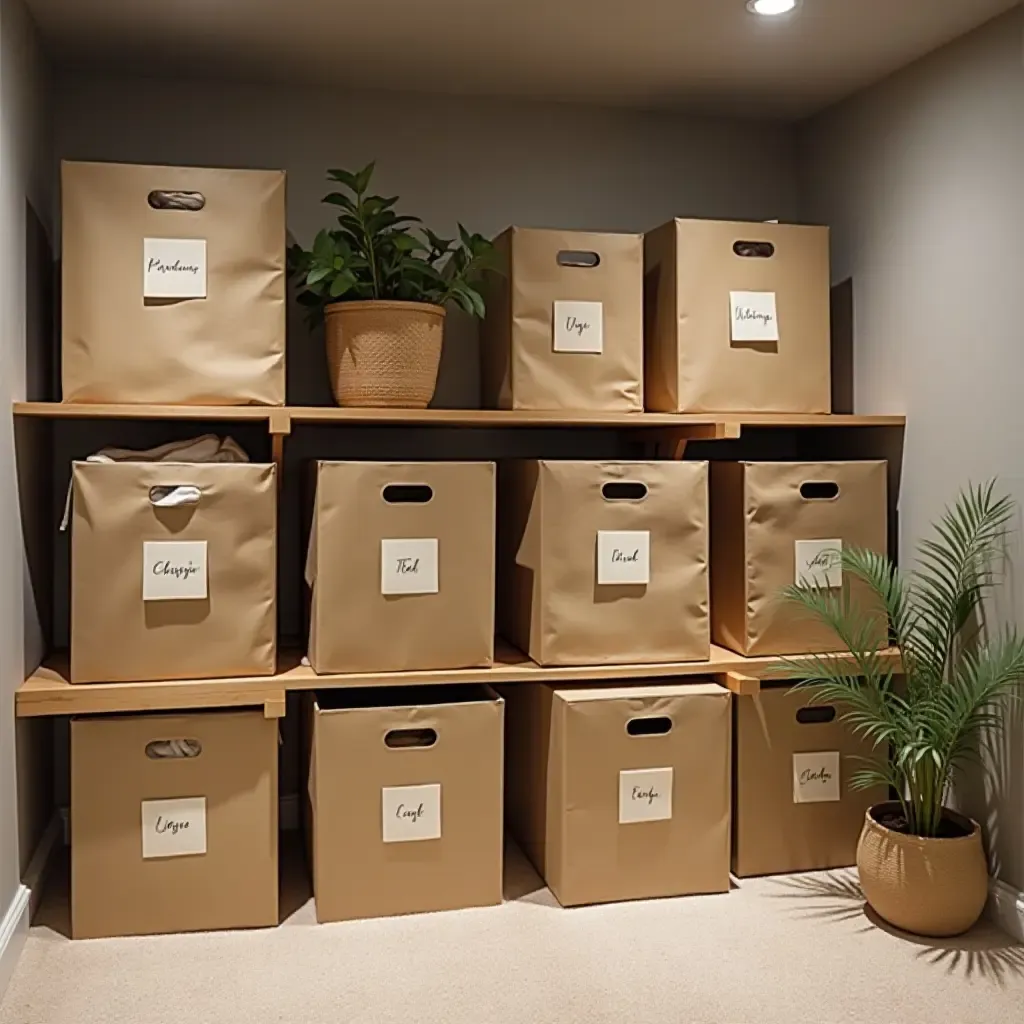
[324, 300, 445, 408]
[856, 801, 989, 937]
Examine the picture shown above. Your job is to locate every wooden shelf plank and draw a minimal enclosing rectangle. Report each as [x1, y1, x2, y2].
[16, 644, 901, 718]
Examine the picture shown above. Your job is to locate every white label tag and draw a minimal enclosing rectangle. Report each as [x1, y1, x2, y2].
[793, 752, 841, 803]
[553, 300, 603, 354]
[619, 767, 673, 824]
[381, 783, 442, 843]
[141, 797, 207, 858]
[380, 538, 439, 595]
[795, 538, 843, 588]
[730, 290, 779, 342]
[142, 541, 208, 601]
[597, 530, 650, 585]
[144, 238, 208, 299]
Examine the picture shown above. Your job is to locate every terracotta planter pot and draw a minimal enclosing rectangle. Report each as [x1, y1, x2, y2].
[324, 300, 444, 408]
[856, 802, 989, 937]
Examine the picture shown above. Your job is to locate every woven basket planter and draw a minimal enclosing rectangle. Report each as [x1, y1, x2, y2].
[324, 300, 445, 408]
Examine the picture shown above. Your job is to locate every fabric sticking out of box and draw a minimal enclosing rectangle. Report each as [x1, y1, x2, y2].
[61, 160, 286, 405]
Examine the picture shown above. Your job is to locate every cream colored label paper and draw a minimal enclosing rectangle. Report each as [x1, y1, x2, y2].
[792, 751, 841, 803]
[144, 238, 208, 299]
[618, 767, 673, 824]
[553, 300, 604, 354]
[597, 530, 650, 585]
[795, 538, 843, 588]
[380, 538, 439, 595]
[142, 540, 208, 601]
[730, 290, 779, 342]
[381, 783, 442, 843]
[141, 797, 208, 858]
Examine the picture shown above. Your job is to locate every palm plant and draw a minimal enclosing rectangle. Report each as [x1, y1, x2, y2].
[783, 481, 1024, 838]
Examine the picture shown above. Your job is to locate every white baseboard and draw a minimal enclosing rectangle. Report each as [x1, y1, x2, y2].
[987, 880, 1024, 943]
[0, 884, 30, 1003]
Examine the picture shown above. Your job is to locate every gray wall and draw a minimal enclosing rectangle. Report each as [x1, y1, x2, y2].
[799, 7, 1024, 889]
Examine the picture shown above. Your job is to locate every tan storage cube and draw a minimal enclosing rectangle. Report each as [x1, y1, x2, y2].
[62, 160, 286, 405]
[306, 461, 495, 674]
[304, 685, 504, 922]
[710, 461, 888, 656]
[504, 681, 731, 906]
[644, 219, 830, 413]
[71, 710, 278, 939]
[481, 227, 643, 411]
[734, 686, 886, 877]
[499, 460, 709, 666]
[70, 461, 277, 683]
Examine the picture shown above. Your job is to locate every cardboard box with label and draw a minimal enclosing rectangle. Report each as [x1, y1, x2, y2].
[503, 681, 731, 906]
[644, 219, 830, 413]
[70, 460, 277, 683]
[71, 709, 278, 938]
[480, 227, 643, 410]
[498, 460, 709, 666]
[306, 461, 495, 674]
[710, 461, 888, 656]
[304, 685, 504, 922]
[61, 160, 286, 405]
[733, 686, 886, 877]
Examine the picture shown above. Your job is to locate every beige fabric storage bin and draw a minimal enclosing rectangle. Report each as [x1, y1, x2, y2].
[304, 685, 504, 923]
[481, 227, 643, 410]
[306, 461, 495, 674]
[72, 709, 278, 938]
[733, 686, 885, 878]
[70, 460, 277, 683]
[499, 460, 709, 666]
[503, 681, 732, 907]
[710, 460, 888, 656]
[644, 219, 830, 413]
[62, 160, 286, 405]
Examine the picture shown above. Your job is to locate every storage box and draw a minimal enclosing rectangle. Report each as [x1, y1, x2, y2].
[733, 686, 886, 877]
[306, 461, 495, 674]
[498, 460, 709, 666]
[644, 219, 830, 413]
[710, 461, 888, 656]
[70, 460, 277, 683]
[71, 710, 278, 938]
[481, 227, 643, 410]
[504, 681, 731, 906]
[304, 685, 504, 922]
[62, 160, 286, 405]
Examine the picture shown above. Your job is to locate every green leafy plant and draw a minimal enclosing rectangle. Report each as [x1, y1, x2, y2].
[782, 481, 1024, 838]
[288, 163, 494, 321]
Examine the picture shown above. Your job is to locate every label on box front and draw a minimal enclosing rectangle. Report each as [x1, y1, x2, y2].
[141, 797, 207, 858]
[730, 290, 779, 342]
[795, 538, 843, 589]
[144, 238, 208, 299]
[142, 540, 208, 601]
[381, 783, 442, 843]
[380, 538, 439, 595]
[793, 752, 841, 803]
[597, 530, 650, 585]
[619, 767, 673, 824]
[553, 300, 603, 354]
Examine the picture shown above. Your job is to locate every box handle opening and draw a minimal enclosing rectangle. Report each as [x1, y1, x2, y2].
[384, 727, 438, 749]
[602, 482, 648, 502]
[626, 716, 672, 737]
[148, 190, 206, 212]
[382, 484, 433, 504]
[149, 485, 202, 507]
[733, 240, 775, 258]
[799, 481, 840, 501]
[145, 739, 202, 759]
[556, 250, 600, 268]
[796, 706, 837, 725]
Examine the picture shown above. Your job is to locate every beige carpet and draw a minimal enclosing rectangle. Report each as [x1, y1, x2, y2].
[3, 841, 1023, 1024]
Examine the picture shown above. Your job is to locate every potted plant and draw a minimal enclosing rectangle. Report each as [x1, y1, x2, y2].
[783, 481, 1024, 937]
[289, 163, 494, 408]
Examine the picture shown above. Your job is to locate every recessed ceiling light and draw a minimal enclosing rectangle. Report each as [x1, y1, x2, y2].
[747, 0, 799, 15]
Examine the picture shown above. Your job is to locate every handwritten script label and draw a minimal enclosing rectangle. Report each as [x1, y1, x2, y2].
[795, 538, 843, 589]
[793, 751, 841, 803]
[619, 767, 673, 824]
[380, 538, 439, 595]
[729, 290, 779, 343]
[597, 530, 650, 585]
[142, 540, 208, 601]
[381, 783, 442, 843]
[553, 300, 603, 354]
[141, 797, 207, 858]
[143, 238, 208, 299]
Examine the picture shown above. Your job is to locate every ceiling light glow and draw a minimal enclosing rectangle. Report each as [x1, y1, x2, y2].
[747, 0, 798, 15]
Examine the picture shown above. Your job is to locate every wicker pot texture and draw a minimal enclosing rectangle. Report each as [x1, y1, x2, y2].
[324, 300, 445, 408]
[856, 802, 989, 938]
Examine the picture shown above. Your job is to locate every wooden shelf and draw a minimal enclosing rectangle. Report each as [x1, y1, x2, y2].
[16, 643, 901, 718]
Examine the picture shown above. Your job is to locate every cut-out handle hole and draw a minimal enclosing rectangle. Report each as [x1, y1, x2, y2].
[796, 706, 837, 725]
[602, 482, 648, 501]
[145, 739, 202, 759]
[384, 727, 437, 749]
[733, 240, 775, 258]
[626, 716, 672, 736]
[148, 485, 201, 507]
[382, 484, 434, 504]
[556, 250, 600, 268]
[148, 190, 206, 212]
[799, 481, 840, 501]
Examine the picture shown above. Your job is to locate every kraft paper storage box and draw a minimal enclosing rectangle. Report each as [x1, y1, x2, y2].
[71, 709, 278, 939]
[644, 219, 830, 413]
[70, 460, 277, 683]
[498, 460, 709, 666]
[304, 685, 504, 922]
[710, 460, 888, 657]
[503, 681, 731, 906]
[480, 227, 643, 411]
[733, 686, 886, 877]
[306, 461, 495, 674]
[61, 160, 286, 405]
